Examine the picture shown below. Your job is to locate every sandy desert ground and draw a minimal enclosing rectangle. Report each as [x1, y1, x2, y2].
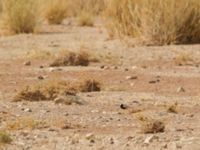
[0, 19, 200, 150]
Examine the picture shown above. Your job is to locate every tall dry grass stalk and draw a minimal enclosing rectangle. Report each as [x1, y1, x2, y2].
[106, 0, 200, 45]
[43, 0, 68, 25]
[1, 0, 38, 34]
[68, 0, 106, 17]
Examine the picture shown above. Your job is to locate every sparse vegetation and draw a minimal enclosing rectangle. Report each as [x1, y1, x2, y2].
[13, 79, 101, 102]
[173, 52, 193, 66]
[77, 11, 94, 27]
[43, 0, 68, 25]
[0, 132, 12, 144]
[1, 0, 38, 34]
[6, 117, 47, 130]
[167, 102, 178, 113]
[105, 0, 200, 45]
[137, 115, 165, 134]
[50, 50, 90, 67]
[79, 79, 101, 92]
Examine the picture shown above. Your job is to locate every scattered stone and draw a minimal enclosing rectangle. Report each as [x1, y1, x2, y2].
[149, 80, 157, 84]
[86, 133, 94, 140]
[104, 66, 110, 70]
[112, 66, 118, 70]
[23, 108, 32, 112]
[124, 68, 129, 71]
[100, 65, 105, 69]
[39, 65, 44, 69]
[126, 76, 138, 80]
[120, 104, 128, 109]
[38, 75, 44, 80]
[130, 83, 135, 87]
[110, 138, 114, 144]
[49, 67, 63, 72]
[144, 135, 158, 145]
[24, 61, 31, 66]
[132, 66, 137, 70]
[177, 87, 185, 93]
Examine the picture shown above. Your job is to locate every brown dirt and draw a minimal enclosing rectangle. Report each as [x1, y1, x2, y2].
[0, 18, 200, 150]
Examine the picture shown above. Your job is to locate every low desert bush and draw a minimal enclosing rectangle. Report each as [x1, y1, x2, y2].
[0, 132, 12, 144]
[13, 79, 101, 102]
[79, 79, 101, 92]
[137, 115, 165, 134]
[1, 0, 38, 34]
[105, 0, 200, 45]
[77, 11, 94, 27]
[68, 0, 106, 17]
[43, 0, 68, 25]
[50, 50, 90, 67]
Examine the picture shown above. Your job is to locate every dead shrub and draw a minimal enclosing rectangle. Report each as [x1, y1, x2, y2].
[13, 79, 101, 102]
[77, 11, 94, 27]
[79, 79, 101, 92]
[50, 51, 89, 67]
[137, 115, 165, 134]
[173, 52, 193, 66]
[13, 80, 76, 102]
[105, 0, 200, 45]
[1, 0, 38, 34]
[167, 102, 178, 113]
[0, 132, 12, 144]
[43, 0, 68, 25]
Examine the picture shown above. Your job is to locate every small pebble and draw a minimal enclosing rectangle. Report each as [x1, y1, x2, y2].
[24, 61, 31, 66]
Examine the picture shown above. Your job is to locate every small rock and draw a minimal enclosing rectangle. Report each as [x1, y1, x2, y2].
[100, 65, 105, 69]
[86, 133, 94, 140]
[149, 80, 157, 84]
[104, 66, 110, 70]
[39, 65, 44, 69]
[38, 75, 44, 80]
[24, 108, 32, 112]
[126, 76, 137, 80]
[120, 104, 128, 109]
[112, 66, 118, 69]
[144, 135, 158, 145]
[24, 61, 31, 66]
[132, 66, 137, 70]
[177, 87, 185, 93]
[124, 68, 129, 71]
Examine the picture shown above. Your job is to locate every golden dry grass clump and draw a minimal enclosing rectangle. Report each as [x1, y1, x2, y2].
[43, 0, 68, 25]
[1, 0, 38, 34]
[13, 79, 101, 102]
[50, 50, 90, 67]
[68, 0, 106, 17]
[137, 115, 165, 134]
[105, 0, 200, 45]
[0, 132, 12, 144]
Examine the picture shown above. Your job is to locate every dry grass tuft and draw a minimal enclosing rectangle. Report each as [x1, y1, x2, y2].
[0, 132, 12, 144]
[6, 117, 47, 130]
[43, 0, 68, 25]
[26, 49, 54, 60]
[1, 0, 38, 34]
[13, 80, 75, 102]
[13, 79, 101, 102]
[68, 0, 106, 17]
[105, 0, 200, 45]
[167, 102, 178, 113]
[50, 50, 90, 67]
[173, 52, 193, 66]
[137, 115, 165, 134]
[77, 11, 94, 27]
[79, 79, 101, 92]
